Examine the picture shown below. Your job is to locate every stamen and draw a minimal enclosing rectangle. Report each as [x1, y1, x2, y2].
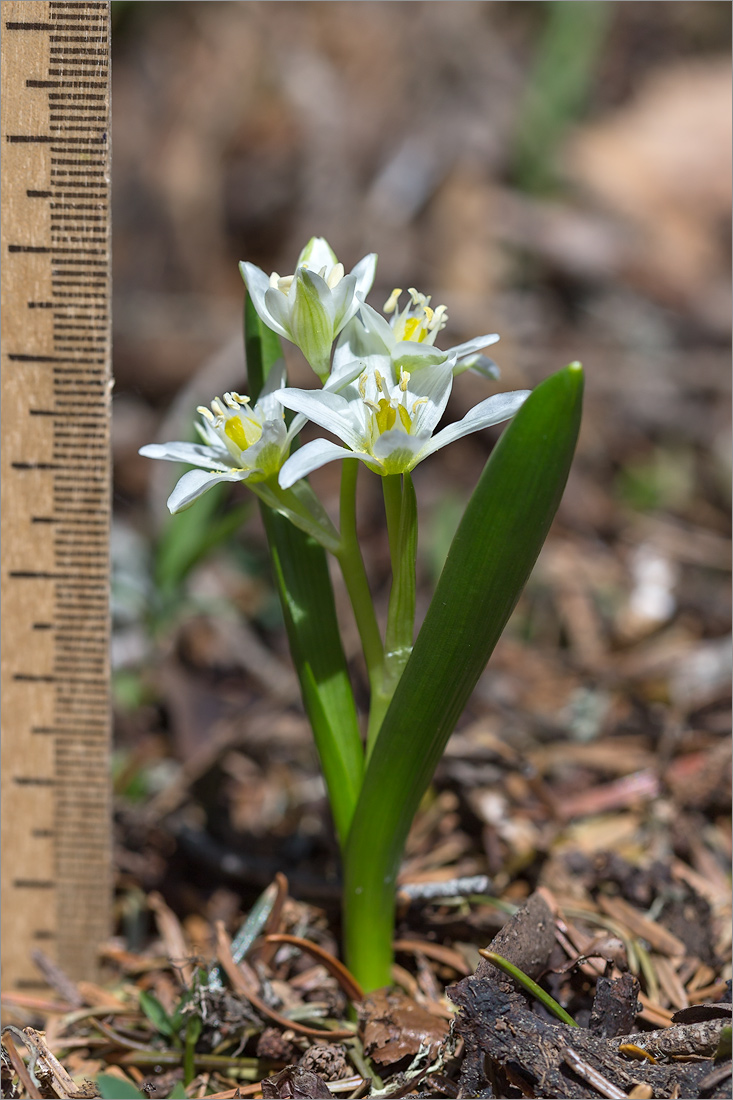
[358, 371, 368, 399]
[374, 370, 386, 395]
[197, 406, 215, 422]
[223, 393, 240, 410]
[408, 287, 430, 308]
[399, 370, 410, 392]
[384, 288, 402, 314]
[430, 304, 448, 331]
[411, 397, 429, 414]
[231, 392, 250, 405]
[397, 404, 412, 432]
[211, 399, 225, 418]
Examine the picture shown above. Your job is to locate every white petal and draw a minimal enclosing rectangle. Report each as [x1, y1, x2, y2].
[298, 236, 338, 270]
[278, 438, 369, 489]
[274, 388, 364, 451]
[371, 430, 427, 473]
[393, 341, 449, 369]
[264, 285, 296, 340]
[167, 468, 247, 513]
[329, 272, 359, 331]
[332, 312, 392, 382]
[350, 252, 378, 299]
[454, 353, 500, 380]
[358, 301, 395, 350]
[256, 359, 288, 419]
[240, 262, 289, 339]
[422, 390, 530, 457]
[404, 361, 454, 435]
[324, 356, 367, 392]
[139, 441, 230, 470]
[448, 333, 500, 359]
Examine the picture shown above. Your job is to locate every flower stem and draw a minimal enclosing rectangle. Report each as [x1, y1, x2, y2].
[381, 474, 402, 574]
[336, 460, 385, 705]
[365, 473, 418, 759]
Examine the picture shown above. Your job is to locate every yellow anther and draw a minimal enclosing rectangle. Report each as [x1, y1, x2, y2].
[399, 370, 410, 392]
[211, 399, 225, 417]
[223, 393, 240, 410]
[411, 397, 429, 415]
[408, 287, 430, 308]
[430, 304, 448, 331]
[358, 372, 368, 399]
[374, 369, 386, 394]
[231, 392, 250, 405]
[197, 405, 215, 422]
[384, 288, 402, 314]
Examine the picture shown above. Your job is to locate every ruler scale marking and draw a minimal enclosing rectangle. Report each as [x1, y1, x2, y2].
[1, 0, 112, 993]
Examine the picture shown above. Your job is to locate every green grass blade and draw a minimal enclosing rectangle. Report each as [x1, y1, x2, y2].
[244, 294, 364, 845]
[479, 951, 579, 1026]
[343, 363, 584, 989]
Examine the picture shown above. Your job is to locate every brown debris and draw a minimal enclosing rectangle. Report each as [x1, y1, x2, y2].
[260, 1066, 332, 1099]
[450, 896, 730, 1099]
[358, 986, 450, 1069]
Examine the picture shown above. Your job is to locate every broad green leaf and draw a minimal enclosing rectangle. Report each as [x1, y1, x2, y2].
[244, 295, 364, 845]
[138, 988, 175, 1037]
[343, 363, 584, 990]
[96, 1074, 146, 1099]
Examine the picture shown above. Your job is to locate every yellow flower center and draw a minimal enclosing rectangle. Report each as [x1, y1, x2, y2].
[384, 288, 448, 345]
[224, 414, 263, 452]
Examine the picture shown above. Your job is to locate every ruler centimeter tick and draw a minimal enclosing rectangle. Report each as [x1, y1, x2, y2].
[1, 0, 112, 993]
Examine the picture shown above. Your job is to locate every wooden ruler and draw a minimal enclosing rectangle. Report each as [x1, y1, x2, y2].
[1, 0, 112, 992]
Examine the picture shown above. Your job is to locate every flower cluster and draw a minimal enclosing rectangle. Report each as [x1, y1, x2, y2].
[141, 237, 529, 514]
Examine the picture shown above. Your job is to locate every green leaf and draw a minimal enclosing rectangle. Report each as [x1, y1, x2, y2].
[138, 989, 175, 1038]
[169, 1084, 189, 1099]
[96, 1074, 146, 1099]
[244, 294, 364, 846]
[343, 363, 584, 990]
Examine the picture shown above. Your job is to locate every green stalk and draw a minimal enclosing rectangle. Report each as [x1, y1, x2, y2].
[343, 364, 583, 990]
[336, 460, 385, 702]
[367, 473, 418, 756]
[244, 295, 364, 846]
[381, 474, 402, 573]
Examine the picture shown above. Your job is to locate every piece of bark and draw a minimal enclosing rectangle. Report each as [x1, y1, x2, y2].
[473, 891, 556, 983]
[589, 973, 641, 1038]
[450, 974, 728, 1098]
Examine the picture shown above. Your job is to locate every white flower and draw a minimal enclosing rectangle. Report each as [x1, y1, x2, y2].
[139, 363, 303, 513]
[276, 360, 530, 486]
[332, 288, 501, 382]
[239, 237, 377, 382]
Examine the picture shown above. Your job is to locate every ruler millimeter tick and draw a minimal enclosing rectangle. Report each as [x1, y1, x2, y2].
[1, 0, 112, 993]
